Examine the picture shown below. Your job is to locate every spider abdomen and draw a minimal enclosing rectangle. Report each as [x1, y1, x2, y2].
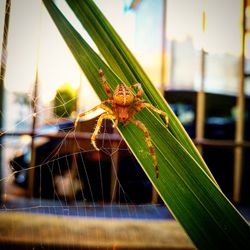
[113, 84, 134, 106]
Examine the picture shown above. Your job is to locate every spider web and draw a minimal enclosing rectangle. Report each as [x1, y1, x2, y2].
[0, 84, 170, 219]
[0, 0, 168, 219]
[0, 1, 173, 249]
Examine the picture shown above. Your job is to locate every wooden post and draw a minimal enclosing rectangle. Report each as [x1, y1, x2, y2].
[27, 68, 39, 197]
[196, 49, 206, 154]
[160, 0, 167, 94]
[233, 0, 246, 203]
[0, 0, 11, 200]
[152, 0, 168, 204]
[110, 140, 119, 203]
[195, 7, 206, 154]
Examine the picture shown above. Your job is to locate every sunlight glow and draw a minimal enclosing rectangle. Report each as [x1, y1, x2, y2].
[4, 0, 40, 93]
[1, 0, 135, 108]
[167, 0, 241, 55]
[0, 0, 246, 113]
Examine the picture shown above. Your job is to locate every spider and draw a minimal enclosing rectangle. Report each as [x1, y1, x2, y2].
[75, 69, 168, 178]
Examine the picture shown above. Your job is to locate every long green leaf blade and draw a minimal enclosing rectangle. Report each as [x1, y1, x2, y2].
[42, 1, 250, 249]
[65, 0, 215, 182]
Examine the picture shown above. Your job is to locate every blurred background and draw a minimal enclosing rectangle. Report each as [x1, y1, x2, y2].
[0, 0, 250, 213]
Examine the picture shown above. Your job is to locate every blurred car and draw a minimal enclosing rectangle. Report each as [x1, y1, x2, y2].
[9, 117, 153, 203]
[10, 120, 74, 189]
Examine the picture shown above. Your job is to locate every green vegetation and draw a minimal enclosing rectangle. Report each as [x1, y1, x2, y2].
[43, 0, 250, 249]
[53, 83, 76, 118]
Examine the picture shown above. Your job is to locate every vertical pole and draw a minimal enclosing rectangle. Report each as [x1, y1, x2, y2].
[160, 0, 167, 94]
[195, 5, 206, 154]
[27, 0, 43, 198]
[0, 0, 11, 200]
[196, 51, 206, 153]
[152, 0, 167, 204]
[110, 140, 119, 203]
[27, 68, 39, 197]
[233, 0, 246, 203]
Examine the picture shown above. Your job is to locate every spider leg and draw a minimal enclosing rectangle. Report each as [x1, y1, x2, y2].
[91, 113, 117, 151]
[75, 103, 114, 127]
[113, 118, 118, 128]
[122, 121, 129, 127]
[130, 83, 144, 98]
[99, 69, 113, 100]
[135, 102, 169, 127]
[128, 117, 159, 178]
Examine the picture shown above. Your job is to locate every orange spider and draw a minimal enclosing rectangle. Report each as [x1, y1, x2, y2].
[75, 69, 168, 178]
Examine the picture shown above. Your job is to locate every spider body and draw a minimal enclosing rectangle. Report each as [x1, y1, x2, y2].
[113, 84, 134, 106]
[75, 69, 169, 178]
[113, 84, 134, 123]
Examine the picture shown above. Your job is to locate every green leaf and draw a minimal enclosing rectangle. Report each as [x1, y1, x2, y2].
[65, 0, 215, 182]
[42, 0, 250, 249]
